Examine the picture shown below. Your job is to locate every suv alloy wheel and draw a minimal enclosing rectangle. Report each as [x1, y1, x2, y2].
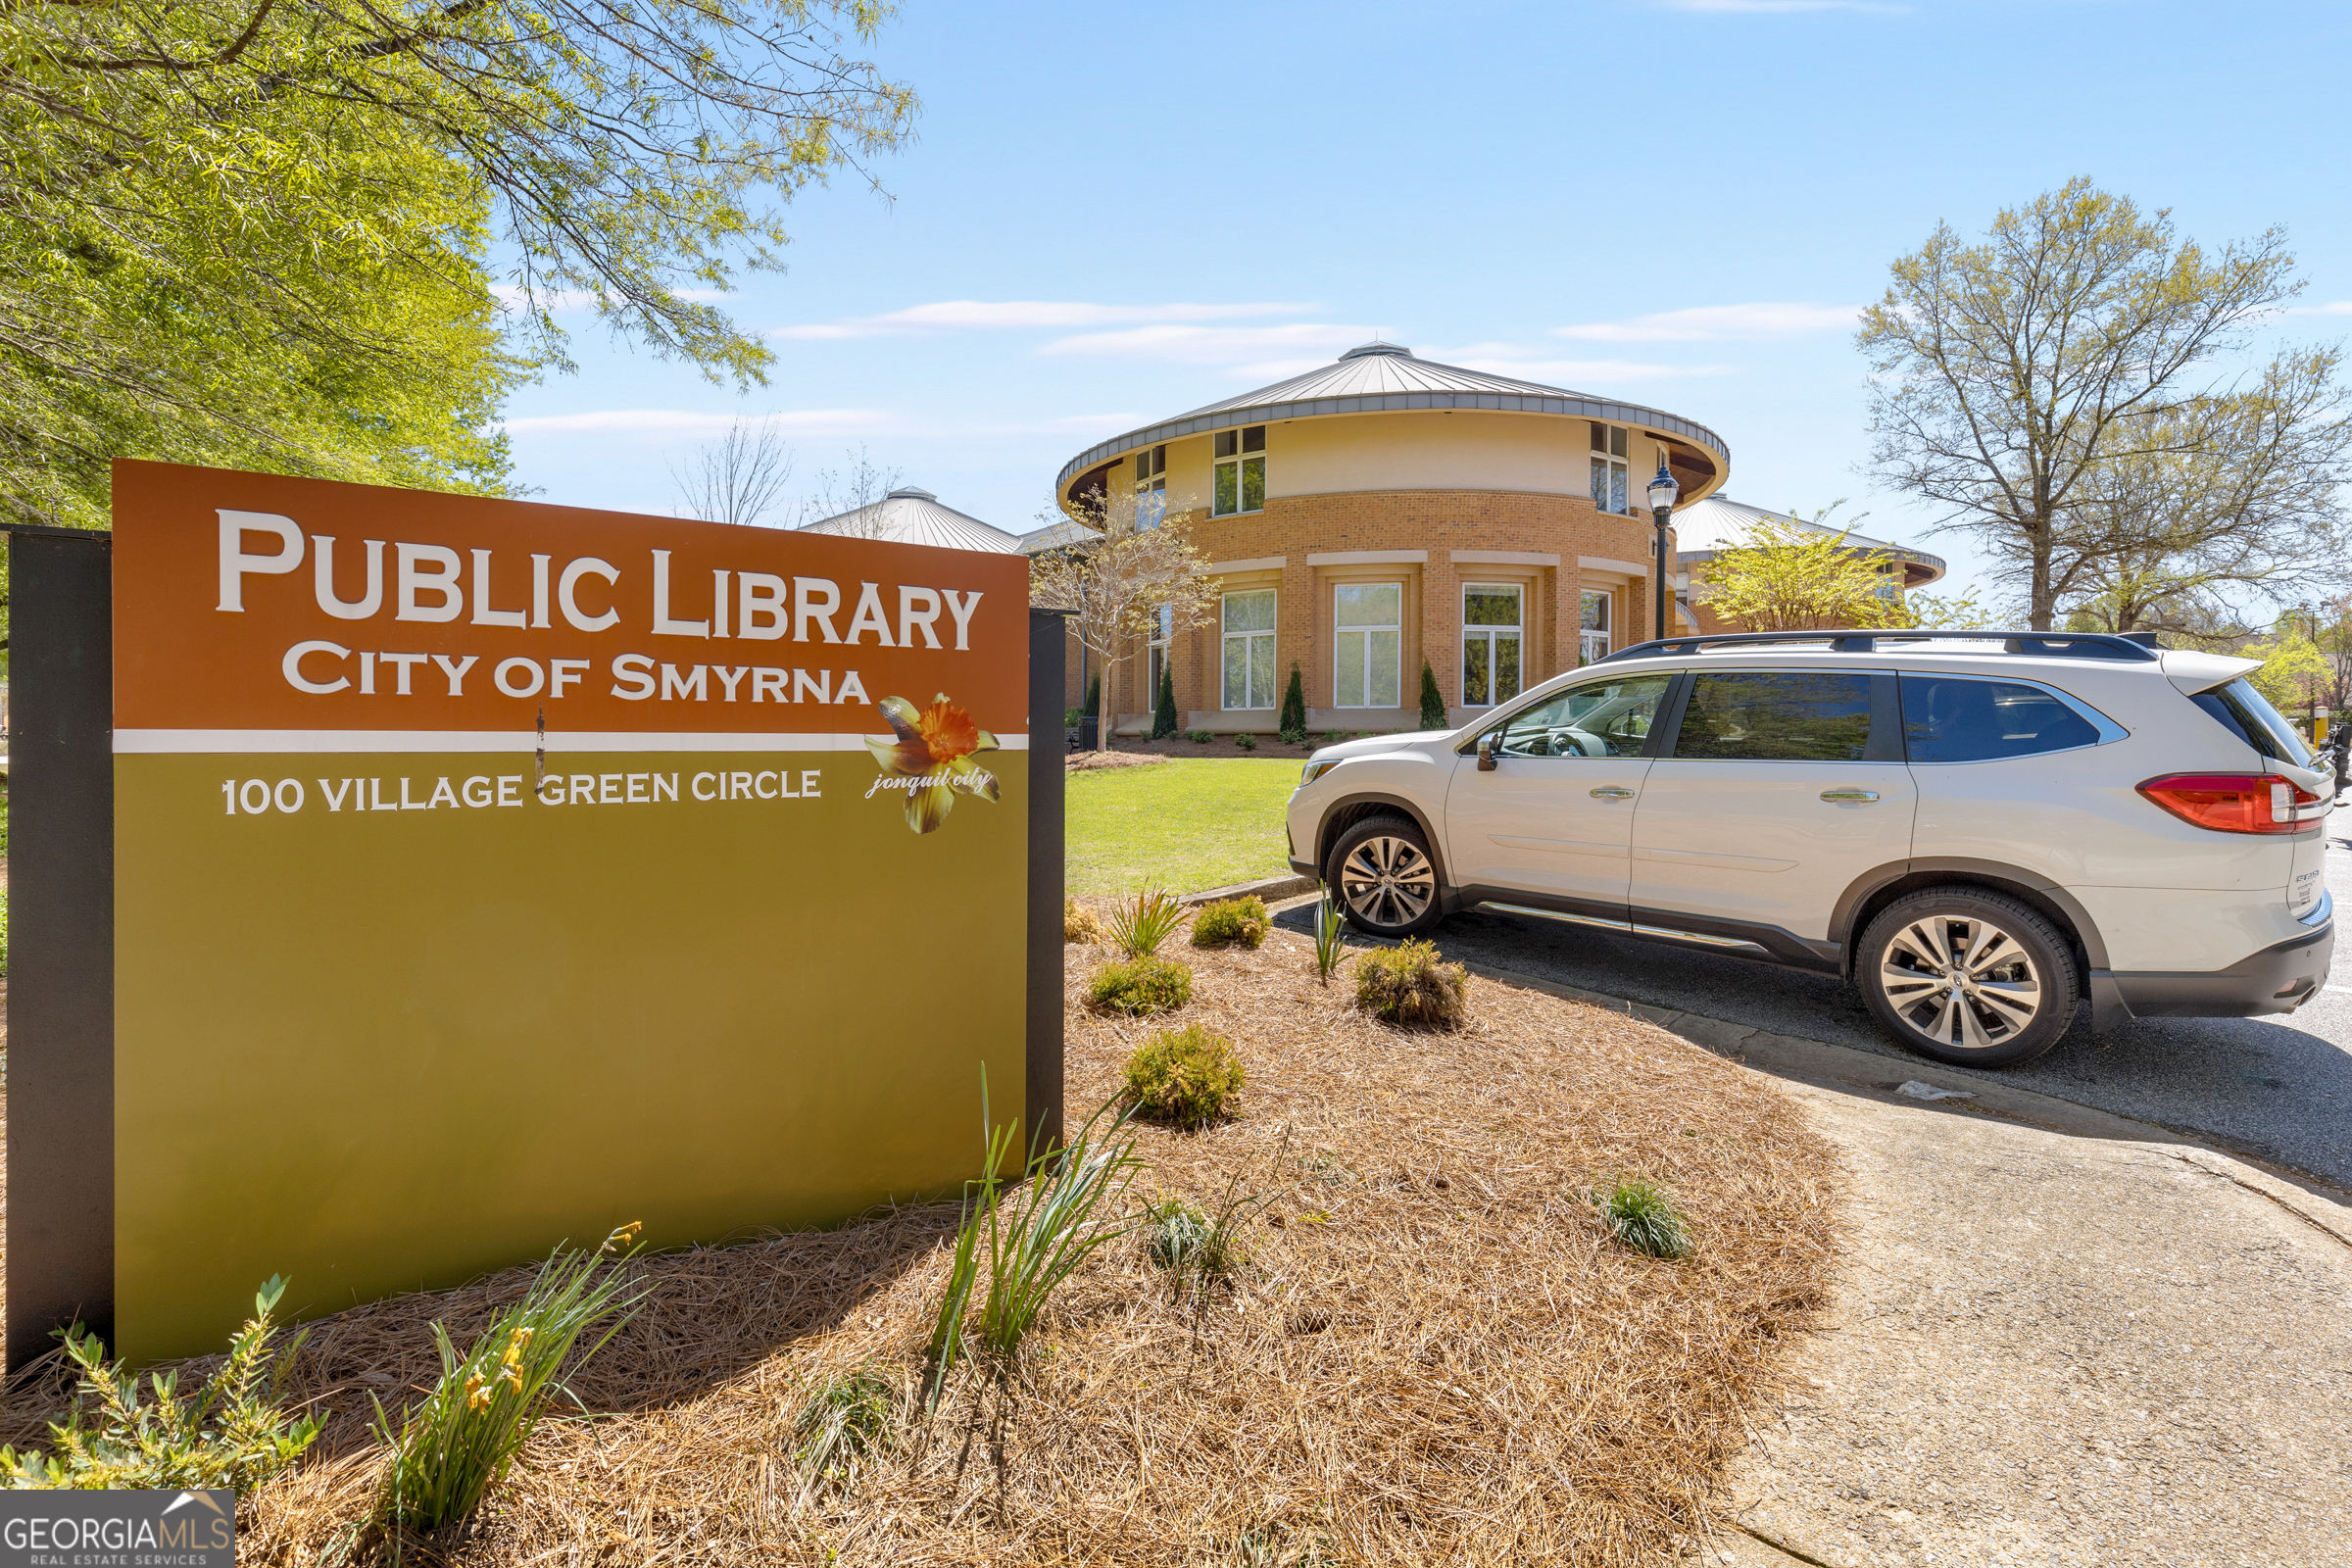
[1858, 889, 2080, 1066]
[1326, 816, 1444, 938]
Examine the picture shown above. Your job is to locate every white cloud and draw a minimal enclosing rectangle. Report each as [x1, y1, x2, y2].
[772, 299, 1314, 340]
[493, 284, 733, 313]
[1554, 303, 1861, 342]
[501, 409, 894, 438]
[1038, 322, 1379, 363]
[2287, 301, 2352, 317]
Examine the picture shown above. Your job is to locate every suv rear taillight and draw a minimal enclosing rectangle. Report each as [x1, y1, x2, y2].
[2135, 772, 2324, 835]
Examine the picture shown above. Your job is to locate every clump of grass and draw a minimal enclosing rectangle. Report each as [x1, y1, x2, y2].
[1235, 733, 1258, 751]
[374, 1223, 650, 1532]
[1086, 956, 1194, 1015]
[0, 1277, 318, 1490]
[1594, 1177, 1692, 1259]
[1186, 728, 1213, 744]
[1063, 899, 1104, 945]
[925, 1073, 1140, 1410]
[1352, 938, 1468, 1028]
[1106, 888, 1186, 957]
[1311, 884, 1347, 985]
[790, 1367, 896, 1501]
[1190, 894, 1269, 949]
[1123, 1024, 1246, 1130]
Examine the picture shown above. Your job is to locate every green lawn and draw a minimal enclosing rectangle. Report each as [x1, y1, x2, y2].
[1065, 759, 1301, 897]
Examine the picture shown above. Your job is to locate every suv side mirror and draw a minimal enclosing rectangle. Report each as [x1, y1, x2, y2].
[1477, 735, 1497, 772]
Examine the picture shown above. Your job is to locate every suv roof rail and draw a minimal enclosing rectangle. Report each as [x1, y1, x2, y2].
[1593, 628, 2164, 664]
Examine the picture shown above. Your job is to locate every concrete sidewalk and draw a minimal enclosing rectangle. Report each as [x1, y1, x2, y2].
[1702, 1075, 2352, 1568]
[1440, 949, 2352, 1567]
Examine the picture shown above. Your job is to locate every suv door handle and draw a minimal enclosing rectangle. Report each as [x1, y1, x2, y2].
[1820, 788, 1881, 803]
[1590, 786, 1637, 800]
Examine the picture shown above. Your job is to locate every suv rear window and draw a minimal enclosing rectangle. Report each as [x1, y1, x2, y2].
[2190, 677, 2314, 767]
[1673, 671, 1872, 761]
[1901, 675, 2098, 762]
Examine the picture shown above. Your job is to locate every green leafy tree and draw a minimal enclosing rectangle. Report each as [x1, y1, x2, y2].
[1278, 665, 1306, 743]
[2240, 617, 2330, 721]
[0, 0, 918, 527]
[1860, 179, 2312, 628]
[1418, 661, 1446, 729]
[1152, 662, 1179, 739]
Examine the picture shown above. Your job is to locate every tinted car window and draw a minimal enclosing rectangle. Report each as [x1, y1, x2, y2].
[2190, 677, 2312, 766]
[1673, 672, 1873, 761]
[1901, 675, 2099, 762]
[1488, 675, 1671, 759]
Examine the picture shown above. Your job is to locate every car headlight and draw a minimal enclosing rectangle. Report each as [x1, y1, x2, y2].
[1300, 760, 1340, 787]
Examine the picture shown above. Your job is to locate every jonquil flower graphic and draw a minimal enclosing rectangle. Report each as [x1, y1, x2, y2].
[863, 694, 1002, 833]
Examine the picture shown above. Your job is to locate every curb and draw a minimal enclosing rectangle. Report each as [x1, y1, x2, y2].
[1458, 954, 2352, 1244]
[1180, 873, 1317, 908]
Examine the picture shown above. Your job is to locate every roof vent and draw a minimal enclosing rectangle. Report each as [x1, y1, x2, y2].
[884, 487, 936, 501]
[1339, 341, 1411, 360]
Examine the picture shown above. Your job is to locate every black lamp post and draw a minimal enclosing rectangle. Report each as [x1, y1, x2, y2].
[1646, 459, 1681, 640]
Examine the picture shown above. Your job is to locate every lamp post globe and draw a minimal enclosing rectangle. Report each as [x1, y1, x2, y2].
[1646, 460, 1681, 640]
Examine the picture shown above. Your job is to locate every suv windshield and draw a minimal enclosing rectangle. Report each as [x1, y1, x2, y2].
[2191, 677, 2313, 767]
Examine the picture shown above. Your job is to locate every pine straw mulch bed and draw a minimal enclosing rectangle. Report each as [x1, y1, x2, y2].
[0, 928, 1839, 1567]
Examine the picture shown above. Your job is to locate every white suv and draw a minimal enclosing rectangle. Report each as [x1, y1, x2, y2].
[1285, 631, 2335, 1066]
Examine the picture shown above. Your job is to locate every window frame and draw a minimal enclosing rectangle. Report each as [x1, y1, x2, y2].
[1134, 444, 1167, 528]
[1213, 425, 1267, 516]
[1590, 420, 1630, 514]
[1332, 580, 1403, 710]
[1147, 601, 1173, 708]
[1897, 671, 2128, 765]
[1219, 587, 1279, 710]
[1578, 588, 1612, 666]
[1460, 581, 1525, 709]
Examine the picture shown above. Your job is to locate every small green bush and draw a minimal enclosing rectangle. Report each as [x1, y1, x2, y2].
[1189, 895, 1269, 949]
[1278, 665, 1307, 744]
[1086, 956, 1194, 1015]
[1417, 661, 1447, 729]
[1123, 1024, 1246, 1129]
[1235, 733, 1257, 751]
[1594, 1177, 1692, 1259]
[1323, 728, 1344, 744]
[0, 1277, 318, 1490]
[1063, 899, 1104, 945]
[1352, 939, 1468, 1028]
[1152, 662, 1180, 740]
[1143, 1195, 1255, 1297]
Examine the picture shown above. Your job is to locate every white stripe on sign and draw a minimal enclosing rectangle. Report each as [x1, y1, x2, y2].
[114, 729, 1030, 755]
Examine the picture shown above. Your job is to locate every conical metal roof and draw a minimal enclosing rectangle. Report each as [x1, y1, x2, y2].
[1055, 343, 1731, 493]
[799, 487, 1019, 554]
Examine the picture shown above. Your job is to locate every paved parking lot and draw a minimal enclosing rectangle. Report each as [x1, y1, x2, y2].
[1284, 833, 2352, 1192]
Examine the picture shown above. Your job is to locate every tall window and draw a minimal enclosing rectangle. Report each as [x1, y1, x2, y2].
[1147, 602, 1173, 707]
[1461, 583, 1522, 708]
[1590, 421, 1629, 514]
[1334, 583, 1401, 709]
[1134, 444, 1166, 528]
[1221, 589, 1277, 709]
[1213, 425, 1266, 516]
[1579, 590, 1611, 664]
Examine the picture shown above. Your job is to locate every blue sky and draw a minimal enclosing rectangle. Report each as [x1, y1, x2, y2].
[500, 0, 2352, 610]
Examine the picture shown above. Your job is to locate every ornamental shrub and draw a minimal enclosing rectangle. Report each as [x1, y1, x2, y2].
[1186, 728, 1214, 744]
[1063, 899, 1104, 945]
[1189, 895, 1269, 950]
[1235, 733, 1257, 752]
[1082, 674, 1101, 717]
[1123, 1025, 1246, 1130]
[1352, 939, 1468, 1028]
[1417, 661, 1447, 730]
[1278, 664, 1307, 743]
[1086, 956, 1194, 1015]
[1594, 1177, 1693, 1259]
[1152, 662, 1180, 739]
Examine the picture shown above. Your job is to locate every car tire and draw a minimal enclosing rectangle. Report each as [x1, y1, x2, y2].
[1326, 816, 1445, 939]
[1857, 888, 2079, 1067]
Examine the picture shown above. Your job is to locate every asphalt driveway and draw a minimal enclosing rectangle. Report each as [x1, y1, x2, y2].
[1279, 830, 2352, 1192]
